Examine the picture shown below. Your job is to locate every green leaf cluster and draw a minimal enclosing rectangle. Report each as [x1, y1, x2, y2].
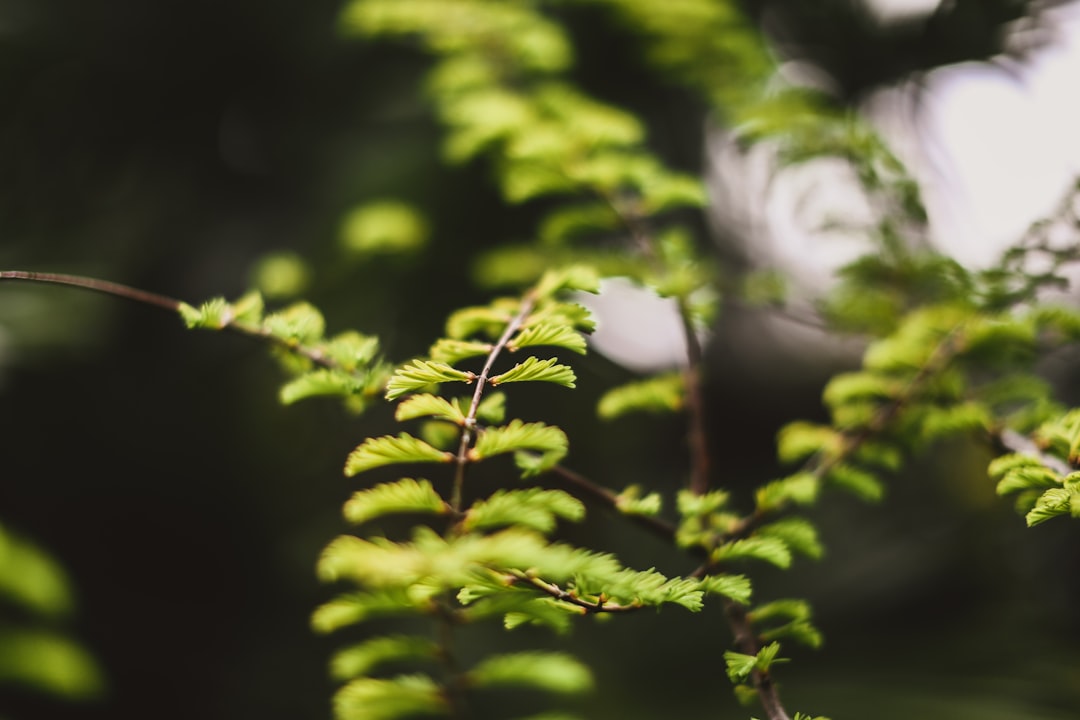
[180, 291, 391, 413]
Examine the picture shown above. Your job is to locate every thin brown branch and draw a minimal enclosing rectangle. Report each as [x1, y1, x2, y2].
[678, 297, 711, 496]
[0, 270, 183, 312]
[723, 600, 790, 720]
[449, 292, 538, 513]
[549, 464, 683, 544]
[0, 269, 345, 372]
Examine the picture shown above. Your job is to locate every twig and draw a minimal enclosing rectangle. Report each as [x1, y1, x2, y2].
[449, 292, 538, 514]
[549, 464, 683, 544]
[0, 270, 344, 371]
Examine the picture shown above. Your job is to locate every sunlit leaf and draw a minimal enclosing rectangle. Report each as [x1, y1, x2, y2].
[386, 360, 476, 400]
[468, 652, 592, 694]
[490, 356, 576, 388]
[510, 323, 586, 355]
[395, 394, 467, 425]
[343, 478, 449, 525]
[345, 434, 453, 476]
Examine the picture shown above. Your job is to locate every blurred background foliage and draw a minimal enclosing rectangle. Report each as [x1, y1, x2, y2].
[0, 0, 1078, 718]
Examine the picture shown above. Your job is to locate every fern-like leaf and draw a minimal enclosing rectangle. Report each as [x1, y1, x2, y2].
[386, 360, 476, 401]
[470, 420, 568, 469]
[345, 434, 453, 476]
[490, 356, 576, 388]
[712, 537, 793, 569]
[343, 478, 449, 525]
[330, 635, 439, 681]
[333, 674, 448, 720]
[428, 338, 493, 364]
[464, 488, 584, 533]
[395, 394, 467, 425]
[509, 323, 587, 355]
[468, 652, 592, 695]
[597, 373, 684, 419]
[700, 574, 753, 605]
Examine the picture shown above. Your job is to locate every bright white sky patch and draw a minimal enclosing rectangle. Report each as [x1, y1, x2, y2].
[910, 5, 1080, 267]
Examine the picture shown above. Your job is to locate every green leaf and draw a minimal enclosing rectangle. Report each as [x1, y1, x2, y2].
[251, 252, 309, 299]
[0, 629, 104, 700]
[428, 338, 493, 364]
[333, 674, 448, 720]
[853, 440, 903, 472]
[712, 537, 792, 569]
[760, 620, 823, 649]
[178, 297, 231, 329]
[279, 369, 368, 406]
[613, 485, 663, 517]
[640, 171, 707, 212]
[755, 473, 821, 511]
[395, 394, 467, 425]
[1025, 488, 1074, 526]
[510, 323, 587, 355]
[343, 478, 449, 525]
[457, 573, 578, 634]
[471, 420, 568, 464]
[753, 641, 787, 672]
[340, 200, 429, 256]
[700, 574, 753, 605]
[539, 203, 619, 245]
[311, 589, 430, 634]
[677, 489, 731, 517]
[988, 453, 1046, 480]
[918, 401, 992, 441]
[490, 356, 576, 388]
[826, 464, 885, 502]
[386, 360, 476, 401]
[776, 422, 841, 465]
[756, 518, 823, 560]
[464, 488, 585, 534]
[513, 449, 565, 478]
[330, 635, 439, 681]
[345, 434, 453, 476]
[263, 301, 326, 345]
[0, 525, 74, 618]
[597, 373, 684, 419]
[445, 303, 517, 339]
[723, 650, 758, 683]
[822, 372, 901, 409]
[476, 392, 507, 424]
[468, 652, 592, 695]
[748, 598, 812, 624]
[532, 264, 602, 297]
[994, 463, 1062, 496]
[525, 302, 596, 333]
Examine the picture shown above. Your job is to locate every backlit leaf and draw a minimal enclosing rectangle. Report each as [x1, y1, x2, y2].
[345, 434, 453, 476]
[490, 356, 576, 388]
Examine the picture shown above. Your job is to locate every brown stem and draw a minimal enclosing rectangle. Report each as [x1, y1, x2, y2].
[449, 292, 538, 514]
[0, 270, 182, 311]
[679, 298, 710, 496]
[0, 270, 345, 371]
[724, 600, 790, 720]
[549, 464, 682, 544]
